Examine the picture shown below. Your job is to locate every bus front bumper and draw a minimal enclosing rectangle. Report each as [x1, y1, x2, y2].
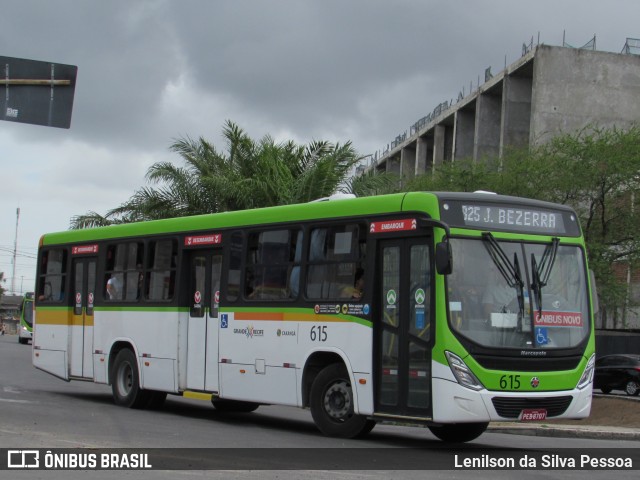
[19, 326, 33, 341]
[431, 376, 592, 424]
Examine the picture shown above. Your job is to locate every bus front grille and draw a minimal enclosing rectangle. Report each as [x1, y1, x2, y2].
[491, 396, 573, 418]
[473, 355, 582, 372]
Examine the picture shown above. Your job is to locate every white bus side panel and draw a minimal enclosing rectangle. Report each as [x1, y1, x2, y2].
[141, 357, 177, 392]
[93, 310, 182, 393]
[34, 321, 69, 351]
[33, 348, 68, 380]
[218, 312, 373, 411]
[93, 352, 108, 384]
[33, 321, 70, 380]
[353, 373, 373, 415]
[220, 363, 297, 405]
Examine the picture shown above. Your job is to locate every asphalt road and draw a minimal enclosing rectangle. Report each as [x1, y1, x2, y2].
[1, 334, 639, 479]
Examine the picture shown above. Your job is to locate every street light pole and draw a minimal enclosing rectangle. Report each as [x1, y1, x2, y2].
[11, 207, 20, 294]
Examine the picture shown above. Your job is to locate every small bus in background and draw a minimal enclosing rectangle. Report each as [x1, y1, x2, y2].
[18, 292, 34, 344]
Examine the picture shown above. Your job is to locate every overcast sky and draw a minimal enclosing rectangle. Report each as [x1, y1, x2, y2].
[1, 0, 639, 294]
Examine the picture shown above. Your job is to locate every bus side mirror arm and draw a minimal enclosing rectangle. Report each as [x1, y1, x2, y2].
[589, 269, 599, 317]
[417, 218, 453, 276]
[436, 241, 452, 275]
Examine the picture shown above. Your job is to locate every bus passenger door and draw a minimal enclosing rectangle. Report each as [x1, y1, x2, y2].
[70, 257, 96, 378]
[375, 237, 433, 418]
[187, 251, 223, 392]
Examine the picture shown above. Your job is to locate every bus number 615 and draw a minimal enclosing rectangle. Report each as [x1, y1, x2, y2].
[310, 325, 327, 342]
[499, 374, 521, 389]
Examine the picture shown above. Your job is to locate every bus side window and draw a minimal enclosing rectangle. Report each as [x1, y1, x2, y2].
[104, 242, 144, 301]
[37, 248, 67, 302]
[245, 228, 301, 301]
[145, 239, 177, 302]
[226, 232, 243, 302]
[305, 223, 366, 300]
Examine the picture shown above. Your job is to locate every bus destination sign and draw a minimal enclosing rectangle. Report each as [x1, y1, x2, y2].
[184, 233, 222, 246]
[370, 218, 417, 234]
[71, 244, 99, 255]
[460, 204, 566, 234]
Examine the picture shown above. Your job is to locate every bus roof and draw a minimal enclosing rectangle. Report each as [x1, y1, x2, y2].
[40, 191, 579, 246]
[41, 192, 419, 246]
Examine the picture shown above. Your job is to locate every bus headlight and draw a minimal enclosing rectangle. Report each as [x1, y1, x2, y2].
[445, 351, 484, 391]
[576, 354, 595, 390]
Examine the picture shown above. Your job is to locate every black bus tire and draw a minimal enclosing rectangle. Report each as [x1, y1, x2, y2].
[111, 348, 149, 409]
[428, 422, 489, 443]
[310, 363, 374, 438]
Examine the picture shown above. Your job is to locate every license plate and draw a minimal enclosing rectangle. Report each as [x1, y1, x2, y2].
[519, 409, 547, 421]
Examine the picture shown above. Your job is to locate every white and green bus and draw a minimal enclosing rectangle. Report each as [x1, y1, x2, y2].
[18, 292, 34, 344]
[33, 192, 596, 442]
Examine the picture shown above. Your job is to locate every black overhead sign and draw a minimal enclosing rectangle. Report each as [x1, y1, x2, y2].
[1, 55, 78, 129]
[440, 200, 581, 236]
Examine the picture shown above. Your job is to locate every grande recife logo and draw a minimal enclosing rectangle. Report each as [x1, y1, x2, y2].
[233, 325, 264, 338]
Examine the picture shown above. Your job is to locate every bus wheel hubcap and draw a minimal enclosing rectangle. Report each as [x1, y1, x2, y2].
[324, 381, 351, 421]
[118, 363, 133, 395]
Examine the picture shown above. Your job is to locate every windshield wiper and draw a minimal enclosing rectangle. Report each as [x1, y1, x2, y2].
[531, 237, 560, 318]
[481, 232, 525, 319]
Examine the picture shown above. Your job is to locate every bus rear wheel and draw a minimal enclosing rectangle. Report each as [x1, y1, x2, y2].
[111, 349, 150, 409]
[428, 422, 489, 443]
[310, 363, 375, 438]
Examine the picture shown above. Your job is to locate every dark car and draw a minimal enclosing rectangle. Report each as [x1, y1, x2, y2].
[594, 354, 640, 396]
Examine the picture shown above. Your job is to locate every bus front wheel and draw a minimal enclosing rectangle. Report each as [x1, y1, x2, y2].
[310, 363, 375, 438]
[111, 349, 149, 409]
[428, 422, 489, 443]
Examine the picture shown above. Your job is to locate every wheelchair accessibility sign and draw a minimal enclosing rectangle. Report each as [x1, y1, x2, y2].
[535, 327, 548, 346]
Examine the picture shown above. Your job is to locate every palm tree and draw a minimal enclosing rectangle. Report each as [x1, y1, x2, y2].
[71, 120, 397, 228]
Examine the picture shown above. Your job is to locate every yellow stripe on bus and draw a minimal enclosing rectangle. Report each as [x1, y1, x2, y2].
[35, 309, 94, 327]
[233, 311, 341, 322]
[35, 308, 354, 326]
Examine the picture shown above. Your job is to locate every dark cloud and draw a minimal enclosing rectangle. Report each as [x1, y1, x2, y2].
[2, 0, 640, 291]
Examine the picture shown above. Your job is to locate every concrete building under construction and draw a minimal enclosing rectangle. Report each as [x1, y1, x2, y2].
[370, 42, 640, 178]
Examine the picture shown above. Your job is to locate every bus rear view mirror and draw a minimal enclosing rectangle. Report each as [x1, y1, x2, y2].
[436, 241, 452, 275]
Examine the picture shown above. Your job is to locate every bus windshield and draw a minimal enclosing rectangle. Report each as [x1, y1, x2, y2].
[22, 299, 34, 328]
[448, 237, 589, 350]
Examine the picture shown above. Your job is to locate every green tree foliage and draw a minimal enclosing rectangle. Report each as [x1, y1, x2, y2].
[0, 271, 6, 297]
[405, 125, 640, 325]
[71, 120, 395, 228]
